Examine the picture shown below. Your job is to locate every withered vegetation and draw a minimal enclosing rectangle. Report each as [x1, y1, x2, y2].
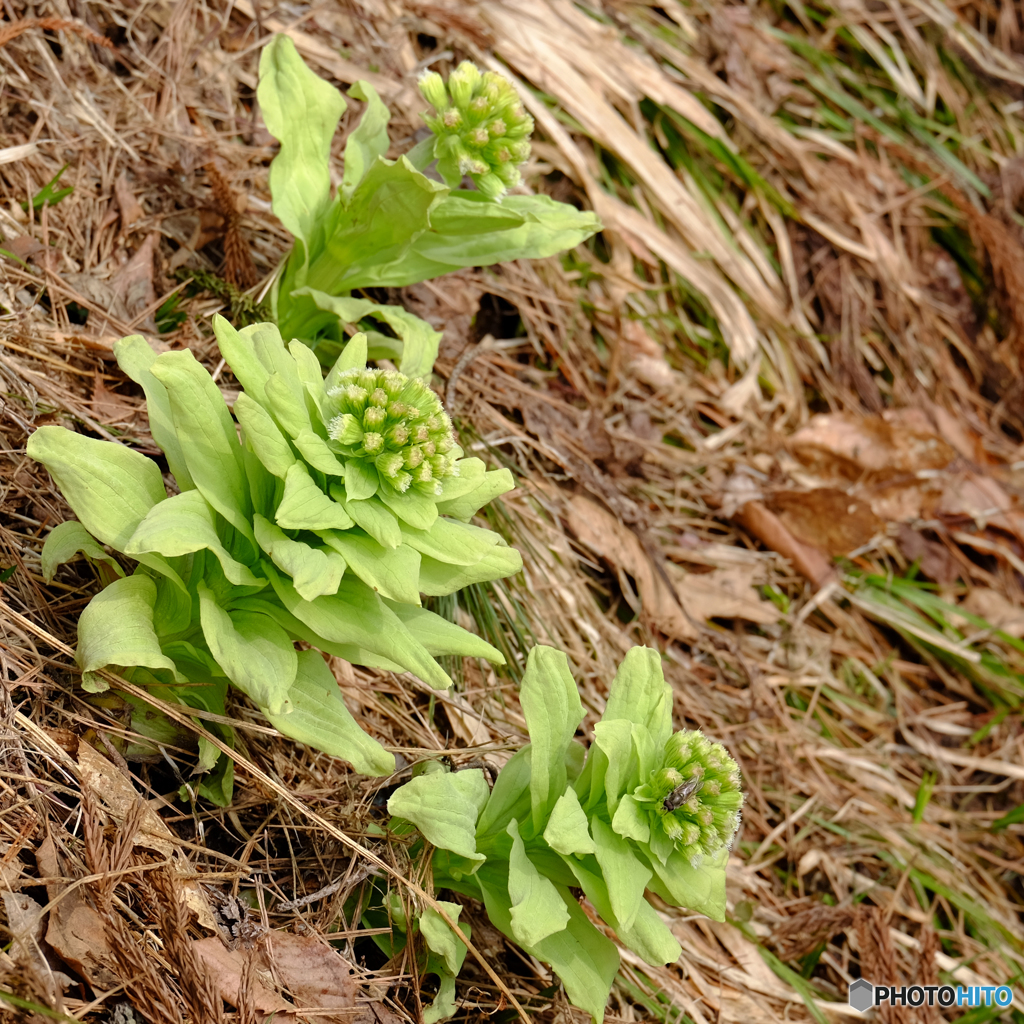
[0, 1, 1023, 1022]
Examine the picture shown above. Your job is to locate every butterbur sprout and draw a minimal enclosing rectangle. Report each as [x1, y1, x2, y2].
[257, 36, 599, 348]
[28, 317, 522, 803]
[418, 61, 534, 199]
[387, 645, 745, 1024]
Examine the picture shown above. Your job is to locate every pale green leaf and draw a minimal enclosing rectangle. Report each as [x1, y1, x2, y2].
[417, 544, 522, 596]
[292, 428, 346, 475]
[422, 972, 457, 1024]
[27, 426, 166, 551]
[507, 818, 570, 947]
[317, 531, 421, 604]
[562, 853, 681, 967]
[592, 719, 637, 817]
[387, 771, 485, 865]
[151, 574, 195, 639]
[610, 794, 650, 845]
[434, 457, 486, 501]
[344, 458, 379, 500]
[254, 514, 345, 601]
[476, 747, 532, 841]
[478, 868, 618, 1024]
[241, 438, 277, 520]
[342, 81, 391, 201]
[263, 372, 311, 439]
[435, 467, 515, 521]
[543, 787, 596, 856]
[532, 900, 619, 1024]
[215, 318, 273, 396]
[400, 518, 502, 567]
[325, 331, 367, 384]
[287, 338, 328, 409]
[420, 900, 466, 977]
[261, 649, 394, 775]
[275, 462, 354, 531]
[591, 818, 651, 933]
[296, 290, 443, 380]
[197, 582, 297, 714]
[77, 575, 179, 692]
[647, 847, 728, 922]
[257, 35, 345, 248]
[384, 601, 504, 662]
[234, 392, 296, 479]
[619, 900, 682, 966]
[334, 493, 400, 548]
[520, 647, 584, 834]
[343, 192, 601, 289]
[251, 317, 299, 380]
[306, 157, 447, 295]
[114, 334, 194, 490]
[41, 520, 123, 583]
[150, 350, 254, 548]
[376, 483, 437, 530]
[264, 565, 452, 688]
[603, 647, 672, 752]
[126, 489, 262, 587]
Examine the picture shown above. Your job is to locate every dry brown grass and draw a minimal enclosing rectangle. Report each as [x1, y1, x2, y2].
[1, 0, 1023, 1022]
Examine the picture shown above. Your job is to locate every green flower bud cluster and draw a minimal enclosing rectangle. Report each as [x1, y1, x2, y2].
[418, 61, 534, 199]
[325, 368, 457, 495]
[627, 730, 744, 869]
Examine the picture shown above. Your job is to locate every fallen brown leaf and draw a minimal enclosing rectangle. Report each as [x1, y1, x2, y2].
[790, 412, 955, 480]
[270, 931, 356, 1012]
[2, 891, 44, 958]
[192, 937, 294, 1016]
[665, 563, 780, 625]
[0, 16, 112, 50]
[163, 208, 227, 272]
[565, 494, 696, 640]
[62, 272, 133, 331]
[114, 170, 144, 229]
[1, 234, 45, 263]
[768, 488, 882, 557]
[36, 835, 119, 989]
[111, 232, 159, 325]
[77, 742, 217, 930]
[619, 317, 675, 389]
[896, 525, 960, 585]
[959, 587, 1024, 637]
[566, 494, 780, 634]
[734, 500, 836, 589]
[0, 839, 24, 888]
[937, 469, 1024, 545]
[193, 932, 376, 1024]
[91, 372, 142, 425]
[1, 890, 73, 1002]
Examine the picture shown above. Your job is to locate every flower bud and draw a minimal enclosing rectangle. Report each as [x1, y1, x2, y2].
[419, 60, 534, 199]
[447, 61, 481, 107]
[363, 406, 386, 429]
[376, 452, 405, 479]
[417, 70, 449, 113]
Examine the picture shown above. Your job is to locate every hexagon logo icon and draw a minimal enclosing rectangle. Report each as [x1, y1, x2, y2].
[849, 979, 874, 1013]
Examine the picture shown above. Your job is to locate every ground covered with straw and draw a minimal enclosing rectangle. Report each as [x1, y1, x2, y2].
[1, 0, 1023, 1021]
